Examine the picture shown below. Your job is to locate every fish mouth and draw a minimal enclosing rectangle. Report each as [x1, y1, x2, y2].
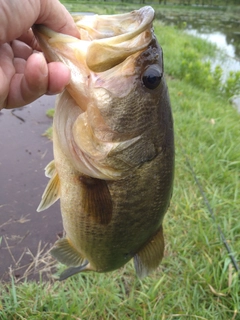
[33, 6, 154, 72]
[74, 6, 154, 72]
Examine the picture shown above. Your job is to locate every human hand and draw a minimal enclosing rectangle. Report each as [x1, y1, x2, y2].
[0, 0, 79, 110]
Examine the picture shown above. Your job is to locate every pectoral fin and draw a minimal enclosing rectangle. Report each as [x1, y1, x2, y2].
[80, 176, 112, 225]
[37, 171, 60, 212]
[50, 238, 86, 267]
[134, 225, 165, 278]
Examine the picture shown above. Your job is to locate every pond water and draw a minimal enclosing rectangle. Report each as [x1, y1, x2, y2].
[0, 96, 61, 281]
[156, 9, 240, 76]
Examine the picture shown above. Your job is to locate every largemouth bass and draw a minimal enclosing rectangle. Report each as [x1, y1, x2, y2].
[34, 6, 174, 280]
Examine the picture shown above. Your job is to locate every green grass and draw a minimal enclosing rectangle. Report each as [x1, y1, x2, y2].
[1, 6, 240, 320]
[60, 0, 240, 17]
[43, 108, 55, 139]
[46, 108, 55, 119]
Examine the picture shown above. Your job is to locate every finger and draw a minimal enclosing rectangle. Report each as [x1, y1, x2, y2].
[13, 58, 26, 74]
[17, 29, 41, 52]
[0, 1, 39, 44]
[11, 40, 33, 60]
[0, 43, 15, 80]
[0, 44, 15, 109]
[46, 62, 71, 95]
[6, 53, 48, 108]
[6, 53, 71, 108]
[0, 0, 79, 45]
[0, 68, 11, 110]
[36, 0, 80, 38]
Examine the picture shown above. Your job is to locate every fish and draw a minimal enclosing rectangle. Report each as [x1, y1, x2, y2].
[33, 6, 174, 280]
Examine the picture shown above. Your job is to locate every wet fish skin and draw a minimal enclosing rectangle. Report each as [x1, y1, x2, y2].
[34, 6, 174, 280]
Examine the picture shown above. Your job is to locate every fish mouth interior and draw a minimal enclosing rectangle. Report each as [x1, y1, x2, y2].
[74, 6, 154, 42]
[34, 6, 155, 72]
[79, 6, 155, 72]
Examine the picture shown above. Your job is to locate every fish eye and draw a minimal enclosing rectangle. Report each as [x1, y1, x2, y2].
[142, 66, 162, 90]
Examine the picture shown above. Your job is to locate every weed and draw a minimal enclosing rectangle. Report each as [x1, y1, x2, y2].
[46, 108, 55, 118]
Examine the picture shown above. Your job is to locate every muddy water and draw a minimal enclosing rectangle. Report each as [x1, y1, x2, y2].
[0, 96, 62, 281]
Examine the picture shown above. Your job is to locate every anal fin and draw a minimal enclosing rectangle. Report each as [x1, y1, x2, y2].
[134, 225, 165, 278]
[37, 171, 60, 212]
[59, 262, 91, 281]
[50, 238, 85, 267]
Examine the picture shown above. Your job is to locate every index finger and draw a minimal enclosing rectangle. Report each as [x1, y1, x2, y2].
[35, 0, 79, 38]
[17, 29, 41, 52]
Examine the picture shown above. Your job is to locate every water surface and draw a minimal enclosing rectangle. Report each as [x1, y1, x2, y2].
[0, 96, 61, 281]
[156, 8, 240, 75]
